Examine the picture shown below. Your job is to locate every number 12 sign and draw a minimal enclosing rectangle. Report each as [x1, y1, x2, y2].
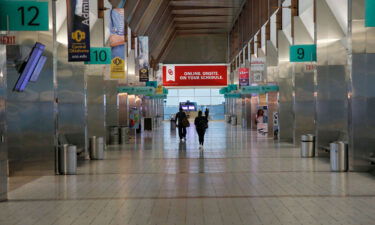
[290, 44, 317, 62]
[0, 1, 49, 31]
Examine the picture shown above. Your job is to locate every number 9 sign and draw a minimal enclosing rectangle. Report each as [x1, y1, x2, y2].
[290, 45, 317, 62]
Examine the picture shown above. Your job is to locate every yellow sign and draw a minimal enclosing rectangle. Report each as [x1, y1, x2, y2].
[156, 85, 163, 94]
[110, 57, 125, 79]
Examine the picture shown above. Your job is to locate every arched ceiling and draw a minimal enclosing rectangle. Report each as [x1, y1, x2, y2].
[124, 0, 245, 65]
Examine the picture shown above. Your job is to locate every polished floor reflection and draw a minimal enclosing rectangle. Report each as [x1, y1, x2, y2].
[2, 122, 375, 225]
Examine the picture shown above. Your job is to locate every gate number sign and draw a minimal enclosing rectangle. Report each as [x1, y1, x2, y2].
[290, 44, 317, 62]
[0, 1, 49, 31]
[85, 48, 111, 65]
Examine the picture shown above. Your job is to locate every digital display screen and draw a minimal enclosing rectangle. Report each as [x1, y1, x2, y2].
[14, 42, 46, 92]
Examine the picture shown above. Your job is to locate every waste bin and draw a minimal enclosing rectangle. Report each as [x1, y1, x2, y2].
[330, 141, 348, 172]
[225, 115, 231, 123]
[120, 127, 129, 144]
[89, 136, 104, 160]
[301, 134, 315, 157]
[109, 126, 119, 145]
[170, 119, 176, 130]
[58, 144, 77, 175]
[231, 116, 237, 126]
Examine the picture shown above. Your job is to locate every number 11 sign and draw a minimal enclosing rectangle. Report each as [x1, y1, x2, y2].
[290, 44, 317, 62]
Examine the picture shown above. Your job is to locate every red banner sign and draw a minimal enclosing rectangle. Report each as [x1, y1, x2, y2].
[239, 67, 249, 87]
[163, 65, 228, 86]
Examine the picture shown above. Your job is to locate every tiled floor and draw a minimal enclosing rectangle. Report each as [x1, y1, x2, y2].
[2, 122, 375, 225]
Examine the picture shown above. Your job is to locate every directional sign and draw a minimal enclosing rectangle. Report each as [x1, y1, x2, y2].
[85, 48, 111, 65]
[366, 0, 375, 27]
[290, 45, 317, 62]
[0, 1, 49, 31]
[118, 87, 155, 95]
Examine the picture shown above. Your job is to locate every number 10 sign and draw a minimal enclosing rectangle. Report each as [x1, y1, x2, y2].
[0, 1, 49, 31]
[85, 48, 111, 65]
[290, 44, 317, 62]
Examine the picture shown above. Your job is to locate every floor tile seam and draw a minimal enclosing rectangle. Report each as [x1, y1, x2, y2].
[99, 156, 308, 160]
[27, 170, 336, 177]
[6, 194, 375, 202]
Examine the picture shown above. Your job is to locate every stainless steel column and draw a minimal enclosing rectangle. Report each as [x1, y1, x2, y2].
[0, 45, 7, 201]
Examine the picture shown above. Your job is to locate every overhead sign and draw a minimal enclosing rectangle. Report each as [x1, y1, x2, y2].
[163, 64, 228, 87]
[251, 57, 265, 71]
[109, 8, 125, 79]
[0, 1, 49, 31]
[118, 86, 155, 95]
[290, 44, 317, 62]
[366, 0, 375, 27]
[66, 0, 90, 62]
[139, 68, 149, 82]
[239, 67, 250, 87]
[85, 47, 111, 64]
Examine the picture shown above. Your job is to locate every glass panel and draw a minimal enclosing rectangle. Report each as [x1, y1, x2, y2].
[211, 88, 222, 96]
[166, 97, 179, 106]
[179, 89, 195, 96]
[195, 88, 211, 96]
[211, 96, 225, 105]
[168, 89, 178, 97]
[195, 96, 211, 105]
[179, 97, 195, 103]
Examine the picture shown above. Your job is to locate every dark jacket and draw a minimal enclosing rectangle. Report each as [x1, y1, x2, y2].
[175, 111, 187, 127]
[194, 116, 208, 130]
[205, 109, 209, 118]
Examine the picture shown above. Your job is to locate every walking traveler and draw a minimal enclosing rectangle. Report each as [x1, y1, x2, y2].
[194, 111, 208, 150]
[205, 108, 210, 119]
[175, 107, 189, 142]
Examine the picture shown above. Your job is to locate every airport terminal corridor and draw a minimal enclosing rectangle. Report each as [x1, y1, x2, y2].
[2, 122, 375, 225]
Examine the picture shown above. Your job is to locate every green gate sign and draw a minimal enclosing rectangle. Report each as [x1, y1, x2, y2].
[290, 44, 317, 62]
[366, 0, 375, 27]
[118, 87, 155, 95]
[0, 1, 49, 31]
[85, 48, 111, 65]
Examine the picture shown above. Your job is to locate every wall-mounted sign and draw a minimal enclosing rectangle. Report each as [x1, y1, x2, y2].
[251, 57, 265, 71]
[0, 35, 16, 45]
[0, 1, 49, 31]
[304, 64, 316, 72]
[366, 0, 375, 27]
[162, 64, 228, 87]
[85, 47, 111, 65]
[290, 44, 317, 62]
[139, 68, 149, 82]
[67, 0, 90, 62]
[239, 67, 250, 87]
[253, 71, 263, 82]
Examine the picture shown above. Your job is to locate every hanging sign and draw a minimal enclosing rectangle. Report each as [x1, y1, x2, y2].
[163, 64, 228, 87]
[366, 0, 375, 27]
[109, 8, 125, 79]
[66, 0, 90, 62]
[85, 47, 111, 64]
[0, 1, 49, 31]
[239, 67, 250, 87]
[290, 45, 317, 62]
[118, 86, 155, 95]
[251, 57, 265, 71]
[139, 68, 149, 82]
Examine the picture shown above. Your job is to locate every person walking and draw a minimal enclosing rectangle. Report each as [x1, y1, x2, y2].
[195, 111, 208, 150]
[175, 107, 189, 142]
[204, 108, 210, 119]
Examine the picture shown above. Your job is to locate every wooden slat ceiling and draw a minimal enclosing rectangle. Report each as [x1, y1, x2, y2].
[124, 0, 245, 64]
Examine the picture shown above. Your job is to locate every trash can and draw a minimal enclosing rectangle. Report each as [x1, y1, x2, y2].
[59, 144, 77, 175]
[170, 119, 176, 130]
[109, 126, 119, 145]
[330, 141, 348, 172]
[120, 127, 129, 144]
[225, 115, 231, 123]
[231, 116, 237, 126]
[89, 136, 104, 160]
[301, 134, 315, 157]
